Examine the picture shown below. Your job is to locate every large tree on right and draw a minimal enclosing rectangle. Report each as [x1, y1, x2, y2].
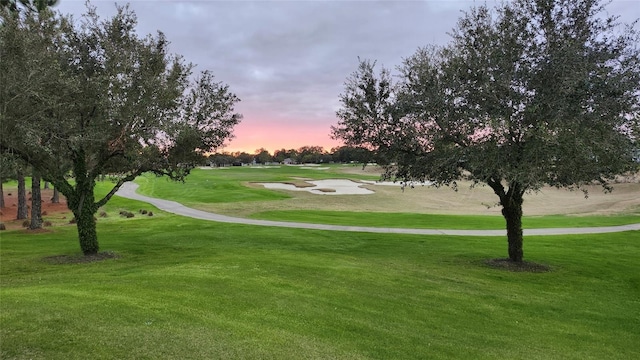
[332, 0, 640, 262]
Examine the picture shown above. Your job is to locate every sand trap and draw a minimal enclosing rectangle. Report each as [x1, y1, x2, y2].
[260, 179, 374, 195]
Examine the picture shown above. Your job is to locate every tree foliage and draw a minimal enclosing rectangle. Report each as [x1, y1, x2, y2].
[0, 0, 58, 13]
[0, 5, 242, 254]
[332, 0, 640, 262]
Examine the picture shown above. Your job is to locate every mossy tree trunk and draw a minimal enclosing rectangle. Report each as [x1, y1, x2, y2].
[67, 175, 99, 255]
[29, 171, 42, 229]
[65, 151, 100, 255]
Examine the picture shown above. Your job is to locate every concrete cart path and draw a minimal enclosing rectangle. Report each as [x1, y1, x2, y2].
[116, 182, 640, 237]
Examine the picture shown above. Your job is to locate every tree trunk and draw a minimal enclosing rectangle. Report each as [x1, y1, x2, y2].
[51, 187, 59, 203]
[489, 178, 526, 262]
[44, 181, 50, 189]
[0, 181, 4, 208]
[68, 180, 99, 255]
[501, 191, 524, 262]
[29, 171, 42, 229]
[17, 170, 28, 220]
[74, 206, 99, 255]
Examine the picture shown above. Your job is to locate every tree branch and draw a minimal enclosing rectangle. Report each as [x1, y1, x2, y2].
[94, 170, 142, 208]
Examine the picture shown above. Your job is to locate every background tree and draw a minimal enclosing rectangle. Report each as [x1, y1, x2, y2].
[29, 169, 41, 229]
[0, 0, 58, 12]
[208, 152, 234, 167]
[233, 152, 254, 165]
[273, 148, 299, 163]
[0, 152, 19, 208]
[297, 146, 326, 164]
[15, 166, 27, 220]
[0, 5, 241, 255]
[50, 186, 59, 203]
[253, 148, 273, 164]
[331, 146, 375, 167]
[332, 0, 640, 262]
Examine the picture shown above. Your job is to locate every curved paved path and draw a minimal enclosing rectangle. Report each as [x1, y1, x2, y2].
[116, 182, 640, 237]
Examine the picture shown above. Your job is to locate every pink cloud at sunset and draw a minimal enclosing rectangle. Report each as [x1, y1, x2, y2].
[221, 118, 343, 154]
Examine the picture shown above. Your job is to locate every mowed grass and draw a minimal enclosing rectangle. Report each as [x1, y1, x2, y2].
[134, 165, 379, 205]
[250, 210, 640, 229]
[133, 166, 640, 229]
[2, 178, 640, 359]
[1, 193, 639, 359]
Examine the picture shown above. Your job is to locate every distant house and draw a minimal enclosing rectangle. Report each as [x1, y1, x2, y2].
[283, 158, 296, 165]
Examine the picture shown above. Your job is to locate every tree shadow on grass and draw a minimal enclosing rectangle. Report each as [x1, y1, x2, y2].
[43, 251, 119, 265]
[484, 258, 552, 273]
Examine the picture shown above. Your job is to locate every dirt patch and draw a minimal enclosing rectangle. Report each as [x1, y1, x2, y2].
[282, 180, 316, 188]
[42, 251, 119, 264]
[315, 188, 336, 193]
[1, 188, 71, 231]
[484, 258, 551, 272]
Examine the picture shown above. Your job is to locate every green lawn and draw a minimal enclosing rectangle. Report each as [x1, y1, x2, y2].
[134, 165, 379, 206]
[1, 193, 639, 359]
[250, 210, 640, 229]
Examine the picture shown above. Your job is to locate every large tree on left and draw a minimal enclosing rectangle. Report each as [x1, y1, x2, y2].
[0, 5, 242, 255]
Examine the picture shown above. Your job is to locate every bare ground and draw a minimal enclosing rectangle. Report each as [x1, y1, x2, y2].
[349, 167, 640, 216]
[221, 167, 640, 218]
[0, 189, 72, 231]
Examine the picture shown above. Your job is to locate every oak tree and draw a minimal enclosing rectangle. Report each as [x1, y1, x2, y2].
[1, 5, 242, 254]
[332, 0, 640, 262]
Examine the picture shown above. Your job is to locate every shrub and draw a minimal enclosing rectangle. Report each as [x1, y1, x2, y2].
[140, 209, 148, 214]
[148, 211, 153, 216]
[0, 223, 6, 230]
[22, 220, 30, 228]
[126, 212, 135, 218]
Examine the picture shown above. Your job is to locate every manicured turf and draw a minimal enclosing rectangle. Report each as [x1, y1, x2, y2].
[134, 165, 379, 205]
[1, 193, 639, 359]
[250, 210, 640, 229]
[132, 167, 639, 229]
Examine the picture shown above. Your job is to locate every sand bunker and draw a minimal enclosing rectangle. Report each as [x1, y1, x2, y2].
[260, 179, 374, 195]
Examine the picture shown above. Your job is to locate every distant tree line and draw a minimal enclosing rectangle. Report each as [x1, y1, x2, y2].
[207, 145, 378, 167]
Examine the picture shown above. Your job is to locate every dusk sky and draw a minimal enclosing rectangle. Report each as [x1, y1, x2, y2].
[55, 0, 640, 154]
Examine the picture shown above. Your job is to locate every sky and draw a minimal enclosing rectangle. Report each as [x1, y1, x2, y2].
[54, 0, 640, 154]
